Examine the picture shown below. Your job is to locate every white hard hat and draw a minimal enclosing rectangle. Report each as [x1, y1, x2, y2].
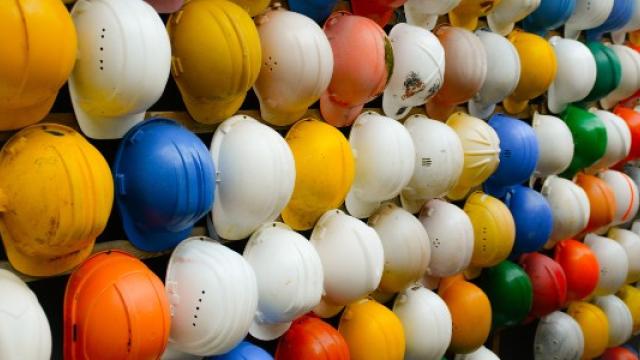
[165, 237, 258, 356]
[601, 45, 640, 109]
[547, 36, 597, 114]
[532, 112, 574, 177]
[369, 203, 431, 294]
[454, 346, 500, 360]
[541, 175, 590, 249]
[69, 0, 171, 139]
[487, 0, 541, 36]
[346, 112, 416, 219]
[593, 295, 633, 347]
[210, 115, 295, 240]
[419, 199, 474, 278]
[160, 343, 202, 360]
[468, 29, 521, 119]
[253, 7, 333, 126]
[598, 170, 639, 226]
[608, 228, 640, 283]
[400, 114, 464, 214]
[404, 0, 462, 29]
[612, 0, 640, 44]
[585, 233, 629, 296]
[534, 311, 585, 360]
[383, 23, 445, 120]
[393, 285, 452, 360]
[243, 222, 324, 341]
[564, 0, 615, 39]
[0, 269, 51, 360]
[310, 209, 384, 318]
[587, 111, 632, 173]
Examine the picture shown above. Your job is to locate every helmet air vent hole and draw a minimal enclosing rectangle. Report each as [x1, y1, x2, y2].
[422, 157, 432, 167]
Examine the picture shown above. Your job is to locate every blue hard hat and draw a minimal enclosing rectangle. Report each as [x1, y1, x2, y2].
[523, 0, 576, 36]
[206, 341, 273, 360]
[483, 114, 539, 198]
[114, 118, 215, 252]
[287, 0, 338, 24]
[501, 185, 553, 257]
[585, 0, 635, 41]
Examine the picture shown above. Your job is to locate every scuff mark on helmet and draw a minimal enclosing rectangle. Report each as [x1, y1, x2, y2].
[401, 72, 426, 100]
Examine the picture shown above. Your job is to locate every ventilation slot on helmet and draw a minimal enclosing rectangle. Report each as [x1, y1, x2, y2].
[422, 157, 433, 167]
[193, 290, 206, 327]
[503, 149, 512, 158]
[99, 28, 106, 71]
[433, 237, 440, 248]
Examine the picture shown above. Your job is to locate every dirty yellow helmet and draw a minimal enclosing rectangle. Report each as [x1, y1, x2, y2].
[446, 112, 501, 200]
[503, 30, 557, 115]
[0, 124, 113, 276]
[228, 0, 270, 16]
[617, 285, 640, 336]
[567, 301, 610, 360]
[449, 0, 502, 30]
[167, 0, 261, 124]
[463, 191, 515, 268]
[0, 0, 77, 130]
[281, 119, 355, 231]
[338, 298, 405, 360]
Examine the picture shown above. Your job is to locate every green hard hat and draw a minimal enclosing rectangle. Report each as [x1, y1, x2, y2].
[559, 105, 607, 179]
[581, 41, 622, 103]
[477, 260, 533, 328]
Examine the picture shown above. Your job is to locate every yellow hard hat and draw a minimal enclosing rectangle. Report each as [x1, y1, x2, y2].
[167, 0, 261, 124]
[0, 0, 77, 130]
[0, 124, 113, 276]
[281, 119, 355, 231]
[338, 298, 405, 360]
[228, 0, 270, 16]
[463, 191, 515, 268]
[503, 30, 557, 115]
[446, 112, 501, 200]
[567, 301, 609, 360]
[617, 285, 640, 336]
[449, 0, 502, 30]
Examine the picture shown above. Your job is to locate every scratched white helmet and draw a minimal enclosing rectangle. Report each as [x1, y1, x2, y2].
[598, 170, 639, 227]
[541, 175, 590, 249]
[531, 112, 574, 177]
[404, 0, 462, 29]
[608, 227, 640, 284]
[534, 311, 584, 360]
[564, 0, 615, 39]
[593, 295, 633, 347]
[601, 45, 640, 110]
[487, 0, 541, 36]
[585, 233, 629, 296]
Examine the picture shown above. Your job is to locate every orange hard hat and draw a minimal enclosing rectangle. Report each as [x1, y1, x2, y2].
[554, 239, 600, 302]
[275, 315, 350, 360]
[575, 173, 616, 234]
[614, 106, 640, 166]
[63, 250, 170, 360]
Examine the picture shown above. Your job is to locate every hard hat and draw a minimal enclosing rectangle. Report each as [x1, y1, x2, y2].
[454, 346, 500, 360]
[614, 106, 640, 165]
[477, 260, 533, 328]
[463, 192, 515, 268]
[392, 285, 452, 360]
[346, 112, 415, 219]
[522, 0, 575, 35]
[487, 0, 541, 35]
[546, 37, 597, 114]
[554, 239, 600, 302]
[321, 13, 391, 128]
[603, 347, 640, 360]
[0, 269, 51, 360]
[563, 0, 615, 39]
[207, 341, 272, 360]
[114, 119, 215, 252]
[165, 237, 258, 356]
[519, 253, 568, 318]
[531, 112, 574, 177]
[0, 0, 76, 131]
[446, 112, 500, 200]
[585, 0, 635, 41]
[403, 0, 462, 29]
[501, 185, 553, 257]
[534, 311, 585, 360]
[253, 7, 333, 126]
[483, 114, 539, 198]
[577, 161, 617, 232]
[144, 0, 184, 13]
[210, 115, 294, 240]
[382, 23, 445, 120]
[598, 170, 639, 226]
[567, 301, 609, 360]
[587, 110, 632, 173]
[64, 250, 170, 360]
[439, 275, 492, 354]
[70, 0, 170, 139]
[617, 228, 640, 283]
[227, 0, 270, 16]
[585, 233, 629, 296]
[602, 46, 640, 110]
[310, 210, 384, 318]
[418, 199, 474, 277]
[287, 0, 338, 23]
[426, 26, 487, 121]
[582, 41, 623, 103]
[243, 222, 323, 341]
[400, 115, 464, 213]
[540, 176, 590, 248]
[369, 203, 430, 294]
[617, 285, 640, 335]
[448, 0, 501, 30]
[612, 0, 640, 44]
[0, 124, 113, 276]
[468, 29, 521, 119]
[281, 119, 354, 231]
[338, 298, 405, 360]
[503, 30, 557, 115]
[161, 344, 202, 360]
[167, 0, 260, 125]
[560, 105, 608, 179]
[350, 0, 407, 27]
[594, 295, 633, 347]
[275, 315, 350, 360]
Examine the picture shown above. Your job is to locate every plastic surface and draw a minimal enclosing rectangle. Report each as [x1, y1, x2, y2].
[228, 0, 270, 16]
[585, 233, 629, 296]
[567, 301, 609, 360]
[585, 0, 635, 41]
[288, 0, 337, 23]
[603, 347, 640, 360]
[145, 0, 184, 13]
[560, 105, 608, 179]
[598, 170, 639, 227]
[554, 239, 600, 302]
[534, 311, 584, 360]
[449, 0, 501, 30]
[593, 295, 633, 347]
[532, 113, 574, 177]
[612, 0, 640, 44]
[541, 176, 590, 248]
[487, 0, 540, 35]
[601, 45, 640, 110]
[351, 0, 407, 27]
[615, 107, 640, 165]
[519, 253, 568, 318]
[404, 0, 462, 29]
[617, 285, 640, 335]
[522, 0, 575, 35]
[563, 0, 614, 39]
[275, 316, 349, 360]
[454, 346, 500, 360]
[207, 342, 272, 360]
[576, 174, 617, 234]
[613, 228, 640, 283]
[582, 41, 622, 103]
[587, 111, 631, 173]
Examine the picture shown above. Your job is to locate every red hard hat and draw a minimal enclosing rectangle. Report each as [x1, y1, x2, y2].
[602, 347, 639, 360]
[614, 106, 640, 166]
[519, 252, 568, 318]
[275, 315, 350, 360]
[350, 0, 407, 27]
[553, 239, 600, 302]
